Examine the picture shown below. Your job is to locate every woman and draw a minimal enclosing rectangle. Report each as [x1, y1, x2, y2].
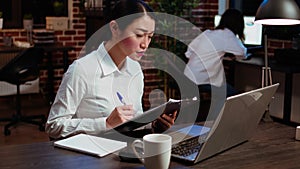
[183, 9, 248, 97]
[45, 0, 176, 139]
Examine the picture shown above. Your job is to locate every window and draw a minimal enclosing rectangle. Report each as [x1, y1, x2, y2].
[0, 0, 68, 29]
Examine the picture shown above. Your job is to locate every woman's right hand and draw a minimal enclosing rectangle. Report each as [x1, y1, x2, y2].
[106, 105, 134, 129]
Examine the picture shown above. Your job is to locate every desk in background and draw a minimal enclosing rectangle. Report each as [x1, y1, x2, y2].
[0, 122, 299, 169]
[0, 44, 74, 103]
[269, 61, 300, 126]
[224, 56, 300, 126]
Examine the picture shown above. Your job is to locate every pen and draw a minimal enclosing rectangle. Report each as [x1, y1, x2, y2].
[117, 92, 126, 105]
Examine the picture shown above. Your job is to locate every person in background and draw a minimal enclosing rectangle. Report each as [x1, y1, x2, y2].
[45, 0, 177, 139]
[183, 8, 248, 97]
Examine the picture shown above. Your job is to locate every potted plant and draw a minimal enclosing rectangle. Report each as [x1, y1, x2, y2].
[23, 13, 33, 30]
[53, 0, 65, 16]
[0, 11, 3, 29]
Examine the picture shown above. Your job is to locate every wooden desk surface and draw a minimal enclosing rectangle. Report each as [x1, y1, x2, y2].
[0, 122, 299, 169]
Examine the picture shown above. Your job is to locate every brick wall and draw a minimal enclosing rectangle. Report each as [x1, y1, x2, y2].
[268, 39, 292, 57]
[192, 0, 219, 29]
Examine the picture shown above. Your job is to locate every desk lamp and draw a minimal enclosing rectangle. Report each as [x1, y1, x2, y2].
[255, 0, 300, 121]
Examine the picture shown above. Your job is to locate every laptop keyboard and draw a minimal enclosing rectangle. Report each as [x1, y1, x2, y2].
[172, 135, 205, 157]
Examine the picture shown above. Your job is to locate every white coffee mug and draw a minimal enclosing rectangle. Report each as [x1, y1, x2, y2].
[131, 134, 172, 169]
[296, 126, 300, 141]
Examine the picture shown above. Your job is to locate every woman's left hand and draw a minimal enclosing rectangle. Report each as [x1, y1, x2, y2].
[151, 111, 178, 133]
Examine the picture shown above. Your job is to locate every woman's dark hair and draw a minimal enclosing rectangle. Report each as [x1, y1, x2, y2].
[215, 9, 245, 41]
[103, 0, 155, 38]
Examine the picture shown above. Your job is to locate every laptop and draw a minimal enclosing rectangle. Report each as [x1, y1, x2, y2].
[168, 83, 279, 165]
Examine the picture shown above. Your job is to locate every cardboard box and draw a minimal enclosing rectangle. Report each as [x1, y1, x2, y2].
[0, 79, 39, 96]
[46, 17, 68, 30]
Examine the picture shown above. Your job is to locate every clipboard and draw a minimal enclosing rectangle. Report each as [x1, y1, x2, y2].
[104, 97, 199, 134]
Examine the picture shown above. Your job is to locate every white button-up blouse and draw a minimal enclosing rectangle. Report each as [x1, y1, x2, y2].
[46, 42, 144, 139]
[184, 28, 247, 87]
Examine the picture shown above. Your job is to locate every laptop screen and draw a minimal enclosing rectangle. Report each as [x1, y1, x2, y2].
[214, 15, 263, 47]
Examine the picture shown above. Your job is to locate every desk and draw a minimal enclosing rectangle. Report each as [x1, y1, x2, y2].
[0, 44, 74, 103]
[0, 122, 299, 169]
[229, 56, 300, 126]
[269, 61, 300, 126]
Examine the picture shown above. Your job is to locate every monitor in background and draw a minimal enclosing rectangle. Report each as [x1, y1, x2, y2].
[214, 15, 263, 47]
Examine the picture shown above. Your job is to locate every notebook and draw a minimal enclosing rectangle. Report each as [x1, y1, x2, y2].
[54, 134, 127, 157]
[168, 83, 279, 165]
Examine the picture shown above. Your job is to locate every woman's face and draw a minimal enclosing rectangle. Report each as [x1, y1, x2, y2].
[118, 15, 155, 61]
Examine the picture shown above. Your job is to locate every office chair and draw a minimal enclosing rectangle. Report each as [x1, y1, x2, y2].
[0, 47, 46, 136]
